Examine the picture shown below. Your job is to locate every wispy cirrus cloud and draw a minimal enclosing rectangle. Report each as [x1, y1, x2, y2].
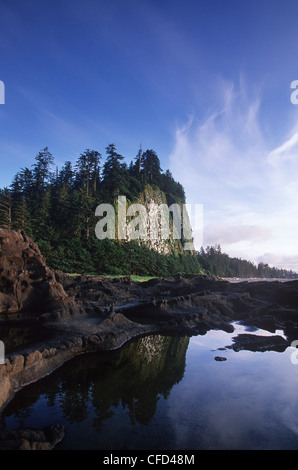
[267, 132, 298, 165]
[169, 78, 267, 209]
[169, 78, 298, 270]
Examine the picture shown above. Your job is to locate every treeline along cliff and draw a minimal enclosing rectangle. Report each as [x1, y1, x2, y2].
[0, 145, 296, 279]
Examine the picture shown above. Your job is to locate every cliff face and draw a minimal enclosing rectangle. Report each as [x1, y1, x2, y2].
[116, 184, 193, 255]
[0, 228, 77, 315]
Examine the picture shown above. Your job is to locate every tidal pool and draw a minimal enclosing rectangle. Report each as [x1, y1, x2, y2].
[1, 322, 298, 450]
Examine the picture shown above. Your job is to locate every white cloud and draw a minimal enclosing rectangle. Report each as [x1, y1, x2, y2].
[267, 132, 298, 165]
[257, 253, 298, 272]
[204, 223, 272, 247]
[169, 78, 298, 271]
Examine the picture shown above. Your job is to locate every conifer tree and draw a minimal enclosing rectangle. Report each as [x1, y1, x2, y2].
[0, 188, 12, 229]
[59, 161, 74, 187]
[10, 173, 31, 232]
[102, 144, 126, 198]
[141, 149, 162, 184]
[75, 149, 101, 197]
[32, 147, 54, 189]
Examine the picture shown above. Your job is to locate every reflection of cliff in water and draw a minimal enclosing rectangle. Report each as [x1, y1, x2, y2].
[2, 334, 189, 431]
[111, 334, 189, 426]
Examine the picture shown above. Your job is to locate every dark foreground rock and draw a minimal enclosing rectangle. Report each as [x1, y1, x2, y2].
[0, 229, 298, 448]
[0, 424, 65, 450]
[214, 356, 227, 361]
[0, 228, 79, 316]
[227, 333, 289, 352]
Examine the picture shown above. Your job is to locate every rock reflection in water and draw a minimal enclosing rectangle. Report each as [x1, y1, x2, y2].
[1, 334, 189, 445]
[3, 326, 298, 450]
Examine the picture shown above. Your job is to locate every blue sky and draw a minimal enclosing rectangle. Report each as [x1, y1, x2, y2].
[1, 0, 298, 271]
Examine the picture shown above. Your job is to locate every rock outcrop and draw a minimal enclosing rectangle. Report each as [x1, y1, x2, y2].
[0, 424, 65, 450]
[0, 228, 79, 316]
[227, 333, 289, 353]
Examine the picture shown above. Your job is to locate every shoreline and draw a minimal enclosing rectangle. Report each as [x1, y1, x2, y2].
[0, 229, 297, 448]
[0, 274, 298, 449]
[1, 273, 298, 413]
[0, 311, 160, 411]
[222, 277, 295, 283]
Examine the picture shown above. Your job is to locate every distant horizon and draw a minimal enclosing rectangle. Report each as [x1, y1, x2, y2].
[1, 0, 298, 270]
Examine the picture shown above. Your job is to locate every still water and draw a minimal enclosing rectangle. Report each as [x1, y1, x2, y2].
[1, 322, 298, 450]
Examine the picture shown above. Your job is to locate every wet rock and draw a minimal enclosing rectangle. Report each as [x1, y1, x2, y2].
[0, 229, 77, 315]
[228, 334, 290, 353]
[24, 350, 42, 367]
[0, 424, 65, 450]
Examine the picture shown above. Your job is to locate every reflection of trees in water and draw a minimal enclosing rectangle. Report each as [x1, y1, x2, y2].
[58, 380, 91, 424]
[91, 335, 190, 429]
[2, 334, 189, 431]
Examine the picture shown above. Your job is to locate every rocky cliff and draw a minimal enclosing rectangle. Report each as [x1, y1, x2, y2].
[0, 228, 78, 316]
[115, 184, 193, 255]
